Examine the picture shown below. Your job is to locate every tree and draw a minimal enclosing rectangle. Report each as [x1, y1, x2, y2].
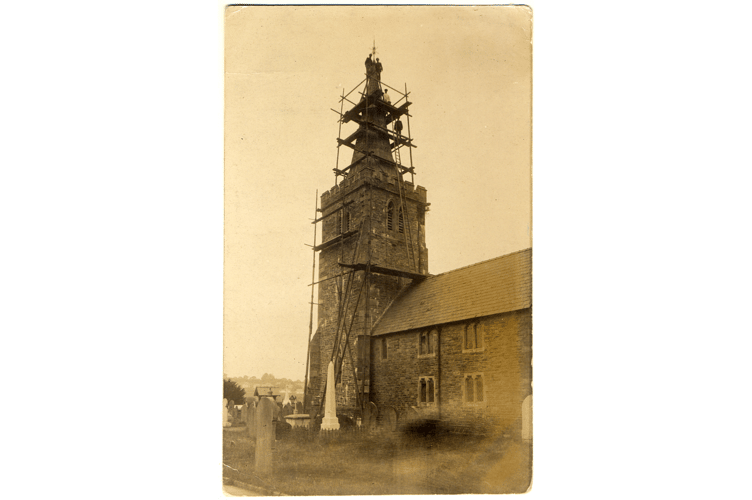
[223, 379, 246, 404]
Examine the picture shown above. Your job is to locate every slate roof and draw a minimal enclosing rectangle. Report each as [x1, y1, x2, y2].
[371, 248, 531, 336]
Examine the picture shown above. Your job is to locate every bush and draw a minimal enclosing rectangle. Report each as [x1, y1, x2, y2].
[223, 379, 246, 404]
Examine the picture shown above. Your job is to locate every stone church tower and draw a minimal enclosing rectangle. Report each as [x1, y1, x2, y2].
[307, 56, 429, 415]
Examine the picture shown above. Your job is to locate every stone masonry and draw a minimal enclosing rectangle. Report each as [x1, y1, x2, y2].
[370, 308, 533, 436]
[309, 63, 428, 414]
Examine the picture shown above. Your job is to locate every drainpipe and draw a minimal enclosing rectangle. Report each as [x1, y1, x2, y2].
[437, 327, 442, 421]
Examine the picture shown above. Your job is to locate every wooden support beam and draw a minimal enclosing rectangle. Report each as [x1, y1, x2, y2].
[354, 121, 416, 148]
[335, 153, 414, 177]
[340, 128, 362, 146]
[338, 262, 427, 281]
[311, 199, 355, 224]
[313, 229, 358, 252]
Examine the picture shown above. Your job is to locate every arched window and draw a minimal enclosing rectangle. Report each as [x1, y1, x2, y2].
[418, 329, 438, 357]
[398, 206, 404, 233]
[463, 322, 484, 352]
[387, 201, 394, 231]
[464, 373, 485, 405]
[465, 376, 474, 403]
[418, 376, 437, 406]
[339, 209, 350, 233]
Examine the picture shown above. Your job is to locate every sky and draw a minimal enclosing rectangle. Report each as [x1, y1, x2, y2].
[224, 6, 532, 381]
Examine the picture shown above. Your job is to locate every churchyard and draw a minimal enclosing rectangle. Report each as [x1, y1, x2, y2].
[222, 418, 531, 495]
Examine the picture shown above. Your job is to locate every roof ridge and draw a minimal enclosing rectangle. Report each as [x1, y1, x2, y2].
[427, 247, 532, 279]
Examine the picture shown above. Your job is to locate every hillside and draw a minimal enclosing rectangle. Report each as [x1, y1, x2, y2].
[227, 373, 305, 402]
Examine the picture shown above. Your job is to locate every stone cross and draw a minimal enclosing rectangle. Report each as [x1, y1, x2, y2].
[255, 397, 275, 477]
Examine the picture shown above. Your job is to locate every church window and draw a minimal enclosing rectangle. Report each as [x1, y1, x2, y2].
[418, 376, 437, 406]
[398, 207, 404, 233]
[463, 322, 484, 353]
[387, 201, 394, 230]
[339, 209, 350, 233]
[463, 373, 485, 405]
[418, 329, 438, 357]
[381, 337, 387, 359]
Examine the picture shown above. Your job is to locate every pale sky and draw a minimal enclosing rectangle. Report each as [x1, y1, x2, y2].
[224, 6, 532, 380]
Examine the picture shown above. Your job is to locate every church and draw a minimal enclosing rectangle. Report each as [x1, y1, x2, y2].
[305, 54, 532, 438]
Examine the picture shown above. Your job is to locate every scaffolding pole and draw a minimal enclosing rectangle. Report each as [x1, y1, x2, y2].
[405, 83, 416, 184]
[302, 190, 318, 411]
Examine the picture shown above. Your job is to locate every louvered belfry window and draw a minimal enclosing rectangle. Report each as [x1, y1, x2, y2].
[387, 201, 394, 230]
[398, 207, 404, 233]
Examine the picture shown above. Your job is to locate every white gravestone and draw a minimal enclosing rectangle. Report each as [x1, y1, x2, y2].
[321, 361, 340, 430]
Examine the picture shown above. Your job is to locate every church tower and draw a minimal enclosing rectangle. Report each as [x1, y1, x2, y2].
[306, 54, 429, 416]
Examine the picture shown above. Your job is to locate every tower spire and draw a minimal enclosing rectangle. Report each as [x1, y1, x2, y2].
[349, 52, 392, 174]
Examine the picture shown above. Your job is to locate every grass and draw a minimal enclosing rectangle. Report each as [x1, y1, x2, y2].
[223, 425, 532, 495]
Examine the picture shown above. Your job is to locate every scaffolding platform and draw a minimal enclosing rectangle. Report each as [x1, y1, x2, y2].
[313, 228, 358, 252]
[338, 262, 427, 281]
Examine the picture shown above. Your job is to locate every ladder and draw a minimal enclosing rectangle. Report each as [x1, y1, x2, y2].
[392, 123, 417, 272]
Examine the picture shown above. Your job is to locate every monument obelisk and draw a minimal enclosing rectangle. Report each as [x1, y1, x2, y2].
[320, 361, 340, 430]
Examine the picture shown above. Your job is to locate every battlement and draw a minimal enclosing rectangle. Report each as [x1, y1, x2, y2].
[321, 169, 427, 210]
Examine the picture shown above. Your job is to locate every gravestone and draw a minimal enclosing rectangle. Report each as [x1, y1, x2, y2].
[521, 395, 532, 440]
[364, 401, 378, 429]
[384, 406, 397, 431]
[240, 403, 247, 423]
[295, 401, 303, 415]
[229, 400, 237, 424]
[270, 402, 281, 446]
[247, 404, 256, 438]
[222, 398, 229, 428]
[282, 402, 293, 417]
[321, 361, 340, 430]
[406, 406, 420, 422]
[255, 397, 275, 477]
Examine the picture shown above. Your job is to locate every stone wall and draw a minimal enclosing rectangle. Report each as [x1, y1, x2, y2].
[369, 308, 533, 435]
[312, 161, 429, 412]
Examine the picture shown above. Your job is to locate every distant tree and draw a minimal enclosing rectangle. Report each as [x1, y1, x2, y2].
[224, 379, 246, 404]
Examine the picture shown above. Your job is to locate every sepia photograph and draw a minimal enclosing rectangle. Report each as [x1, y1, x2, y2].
[5, 2, 752, 499]
[224, 5, 532, 495]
